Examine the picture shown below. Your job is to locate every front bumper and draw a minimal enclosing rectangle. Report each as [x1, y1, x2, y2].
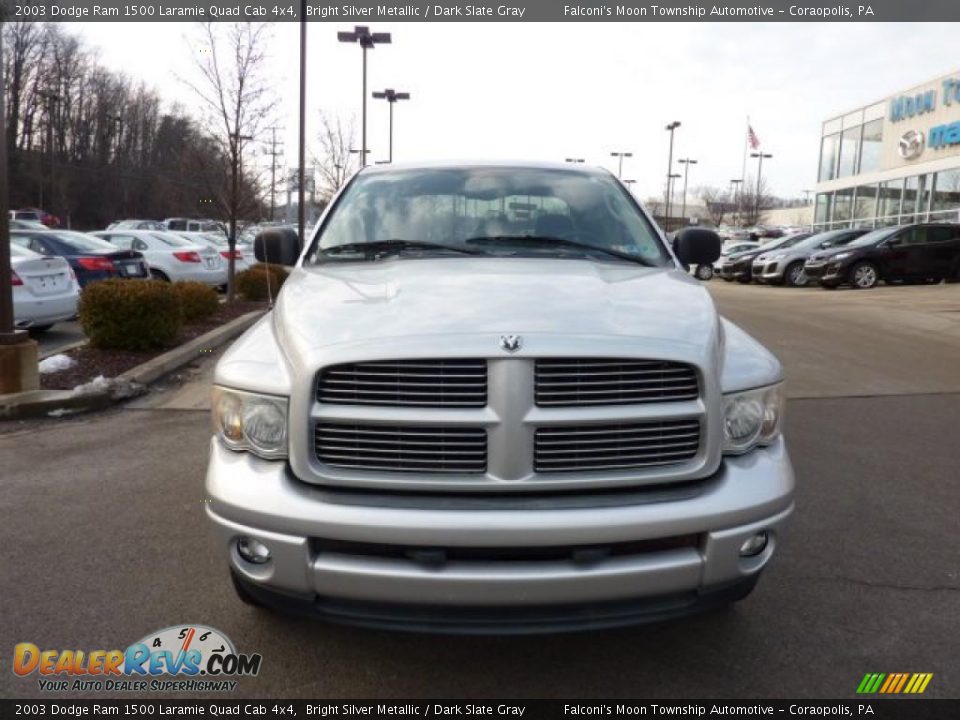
[752, 261, 783, 283]
[205, 437, 794, 631]
[804, 260, 847, 284]
[720, 262, 751, 280]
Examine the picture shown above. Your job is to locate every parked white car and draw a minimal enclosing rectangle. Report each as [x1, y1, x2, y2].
[92, 230, 227, 287]
[174, 232, 253, 273]
[9, 244, 79, 331]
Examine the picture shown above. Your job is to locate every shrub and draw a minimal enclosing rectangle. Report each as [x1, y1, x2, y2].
[174, 281, 220, 323]
[79, 279, 182, 351]
[235, 264, 288, 301]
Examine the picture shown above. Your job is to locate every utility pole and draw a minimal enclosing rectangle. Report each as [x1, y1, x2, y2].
[266, 126, 284, 221]
[730, 178, 743, 227]
[228, 131, 253, 302]
[38, 90, 61, 215]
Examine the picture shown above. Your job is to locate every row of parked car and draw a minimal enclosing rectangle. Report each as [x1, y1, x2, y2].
[704, 223, 960, 289]
[8, 220, 289, 332]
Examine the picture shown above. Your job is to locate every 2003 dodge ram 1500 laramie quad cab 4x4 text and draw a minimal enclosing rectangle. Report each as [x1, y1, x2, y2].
[205, 161, 794, 632]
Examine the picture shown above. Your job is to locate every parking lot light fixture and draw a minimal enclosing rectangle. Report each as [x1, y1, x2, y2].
[609, 151, 632, 178]
[751, 152, 773, 218]
[338, 26, 392, 169]
[664, 121, 681, 226]
[677, 158, 698, 223]
[372, 89, 410, 163]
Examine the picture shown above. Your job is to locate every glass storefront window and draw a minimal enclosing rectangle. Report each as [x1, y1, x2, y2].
[859, 119, 883, 174]
[838, 126, 862, 178]
[833, 188, 853, 222]
[878, 180, 903, 222]
[901, 175, 928, 222]
[814, 193, 833, 223]
[819, 133, 840, 182]
[931, 169, 960, 213]
[853, 185, 877, 220]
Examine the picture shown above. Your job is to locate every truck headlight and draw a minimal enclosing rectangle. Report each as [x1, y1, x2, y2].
[722, 383, 784, 455]
[212, 386, 288, 459]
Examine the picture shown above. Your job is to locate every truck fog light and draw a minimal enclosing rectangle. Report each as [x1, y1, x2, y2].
[739, 532, 768, 557]
[237, 537, 271, 564]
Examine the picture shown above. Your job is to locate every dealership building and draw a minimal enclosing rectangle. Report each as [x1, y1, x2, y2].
[814, 70, 960, 230]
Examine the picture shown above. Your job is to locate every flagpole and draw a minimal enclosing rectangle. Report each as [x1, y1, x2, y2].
[739, 115, 749, 227]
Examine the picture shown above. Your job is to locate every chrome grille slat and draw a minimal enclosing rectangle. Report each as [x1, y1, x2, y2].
[317, 359, 487, 408]
[535, 358, 699, 407]
[315, 424, 487, 474]
[535, 420, 701, 473]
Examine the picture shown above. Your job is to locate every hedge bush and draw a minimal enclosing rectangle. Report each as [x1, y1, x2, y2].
[174, 281, 220, 323]
[235, 264, 288, 301]
[79, 279, 182, 351]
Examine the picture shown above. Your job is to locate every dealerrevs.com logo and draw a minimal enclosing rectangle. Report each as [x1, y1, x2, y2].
[13, 624, 262, 693]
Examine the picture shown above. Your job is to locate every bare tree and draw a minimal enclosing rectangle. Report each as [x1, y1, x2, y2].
[314, 111, 357, 201]
[184, 22, 274, 301]
[739, 175, 774, 227]
[696, 185, 733, 227]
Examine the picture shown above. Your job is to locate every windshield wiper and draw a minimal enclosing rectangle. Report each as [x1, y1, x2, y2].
[463, 235, 648, 265]
[318, 239, 484, 260]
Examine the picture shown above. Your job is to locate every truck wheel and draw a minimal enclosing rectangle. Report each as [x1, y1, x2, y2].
[694, 265, 714, 281]
[784, 261, 807, 287]
[849, 261, 879, 289]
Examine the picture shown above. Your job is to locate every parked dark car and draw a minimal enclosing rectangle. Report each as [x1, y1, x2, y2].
[804, 223, 960, 289]
[719, 232, 813, 283]
[9, 230, 150, 288]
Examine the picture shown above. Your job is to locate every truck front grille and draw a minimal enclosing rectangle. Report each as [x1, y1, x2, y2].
[315, 423, 487, 474]
[534, 419, 701, 473]
[535, 358, 699, 407]
[317, 359, 487, 408]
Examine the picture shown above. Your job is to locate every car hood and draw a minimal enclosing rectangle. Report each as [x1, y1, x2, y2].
[725, 249, 762, 262]
[809, 246, 863, 262]
[271, 257, 719, 355]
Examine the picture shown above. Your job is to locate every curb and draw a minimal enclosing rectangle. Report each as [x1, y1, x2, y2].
[1, 310, 265, 421]
[39, 338, 89, 361]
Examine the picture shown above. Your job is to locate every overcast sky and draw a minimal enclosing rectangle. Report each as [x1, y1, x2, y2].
[72, 21, 959, 201]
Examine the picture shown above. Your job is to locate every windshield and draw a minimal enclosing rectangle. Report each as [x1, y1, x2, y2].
[792, 230, 857, 251]
[49, 231, 118, 253]
[846, 227, 900, 248]
[309, 167, 670, 266]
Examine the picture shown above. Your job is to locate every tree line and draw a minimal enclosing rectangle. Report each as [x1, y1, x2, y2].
[3, 22, 259, 230]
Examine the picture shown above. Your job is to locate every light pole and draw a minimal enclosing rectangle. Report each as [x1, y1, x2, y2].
[338, 26, 391, 169]
[371, 88, 410, 163]
[677, 158, 697, 224]
[298, 0, 307, 247]
[802, 189, 812, 204]
[751, 152, 773, 222]
[609, 151, 632, 178]
[565, 158, 585, 163]
[664, 121, 681, 226]
[730, 178, 743, 227]
[38, 90, 61, 212]
[668, 173, 682, 226]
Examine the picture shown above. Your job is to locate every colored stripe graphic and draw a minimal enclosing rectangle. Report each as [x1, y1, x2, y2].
[858, 673, 932, 694]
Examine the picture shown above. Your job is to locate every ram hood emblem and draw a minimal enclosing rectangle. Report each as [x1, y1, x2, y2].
[499, 335, 522, 353]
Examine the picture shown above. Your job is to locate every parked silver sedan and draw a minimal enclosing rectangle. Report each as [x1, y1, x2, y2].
[752, 229, 870, 287]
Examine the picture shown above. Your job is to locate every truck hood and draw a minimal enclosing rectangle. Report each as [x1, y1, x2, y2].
[272, 257, 718, 354]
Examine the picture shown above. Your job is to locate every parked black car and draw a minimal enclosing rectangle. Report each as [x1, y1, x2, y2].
[9, 230, 150, 288]
[804, 223, 960, 289]
[719, 232, 813, 283]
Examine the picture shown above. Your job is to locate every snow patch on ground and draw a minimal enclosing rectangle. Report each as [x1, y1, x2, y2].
[72, 375, 111, 394]
[38, 354, 75, 374]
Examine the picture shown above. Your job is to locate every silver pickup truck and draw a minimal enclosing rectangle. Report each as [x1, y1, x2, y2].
[205, 161, 794, 632]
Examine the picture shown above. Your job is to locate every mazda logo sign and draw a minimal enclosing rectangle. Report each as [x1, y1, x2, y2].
[899, 129, 925, 160]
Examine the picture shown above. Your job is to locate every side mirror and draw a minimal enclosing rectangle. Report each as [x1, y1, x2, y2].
[672, 227, 722, 265]
[254, 227, 300, 266]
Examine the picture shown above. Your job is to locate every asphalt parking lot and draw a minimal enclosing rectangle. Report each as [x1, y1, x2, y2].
[1, 281, 958, 699]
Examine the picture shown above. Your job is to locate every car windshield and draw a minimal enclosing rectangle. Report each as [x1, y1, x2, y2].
[845, 226, 900, 247]
[309, 167, 670, 266]
[793, 230, 856, 250]
[48, 231, 118, 253]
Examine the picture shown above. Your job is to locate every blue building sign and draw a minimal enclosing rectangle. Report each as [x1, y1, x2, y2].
[889, 90, 936, 123]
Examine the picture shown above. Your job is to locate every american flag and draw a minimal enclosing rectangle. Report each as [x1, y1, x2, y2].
[747, 125, 761, 150]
